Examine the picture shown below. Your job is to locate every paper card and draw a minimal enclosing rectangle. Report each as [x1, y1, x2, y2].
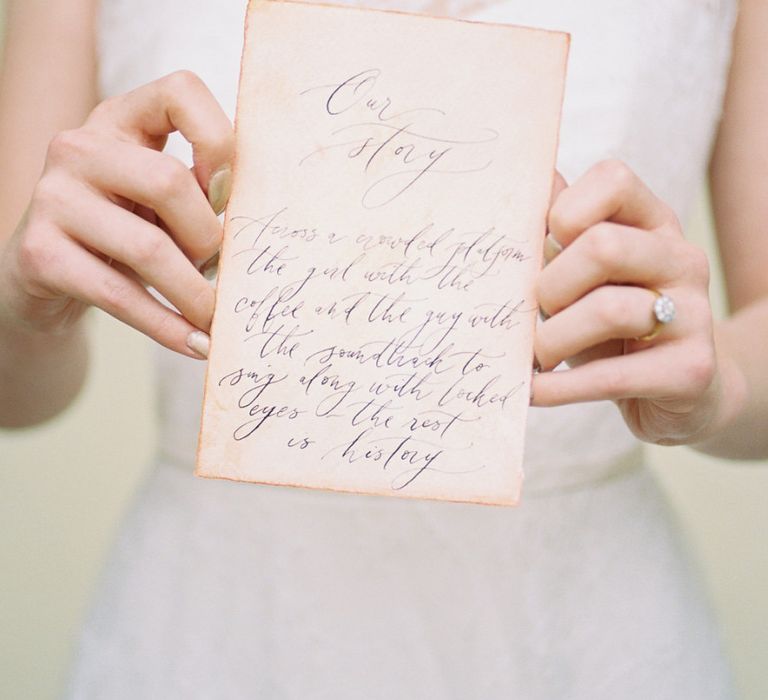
[196, 0, 569, 505]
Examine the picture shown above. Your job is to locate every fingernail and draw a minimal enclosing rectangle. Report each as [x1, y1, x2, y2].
[207, 165, 232, 215]
[198, 251, 220, 281]
[543, 232, 563, 264]
[186, 330, 210, 358]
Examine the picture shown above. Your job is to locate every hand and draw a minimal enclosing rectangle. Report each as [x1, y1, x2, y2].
[532, 160, 722, 445]
[0, 70, 234, 358]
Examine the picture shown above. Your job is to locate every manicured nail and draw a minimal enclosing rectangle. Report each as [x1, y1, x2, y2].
[207, 165, 232, 215]
[186, 330, 210, 358]
[198, 251, 220, 281]
[543, 232, 563, 264]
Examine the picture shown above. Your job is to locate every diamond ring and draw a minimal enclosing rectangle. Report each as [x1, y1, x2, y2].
[637, 290, 676, 341]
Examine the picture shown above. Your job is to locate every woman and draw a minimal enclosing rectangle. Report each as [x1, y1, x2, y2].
[1, 0, 765, 697]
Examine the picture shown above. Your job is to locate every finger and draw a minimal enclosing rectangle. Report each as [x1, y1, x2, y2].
[56, 132, 222, 264]
[85, 70, 234, 188]
[531, 340, 716, 407]
[535, 285, 669, 371]
[537, 222, 695, 316]
[548, 159, 679, 247]
[542, 170, 568, 264]
[563, 339, 625, 369]
[55, 181, 215, 331]
[550, 169, 568, 205]
[47, 236, 207, 358]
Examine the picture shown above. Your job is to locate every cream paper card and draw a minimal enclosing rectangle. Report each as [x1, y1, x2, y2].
[196, 0, 568, 505]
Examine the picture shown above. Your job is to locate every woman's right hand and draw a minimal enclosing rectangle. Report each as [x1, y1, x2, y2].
[0, 70, 234, 358]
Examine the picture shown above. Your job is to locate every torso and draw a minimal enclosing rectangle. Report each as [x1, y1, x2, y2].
[65, 2, 739, 697]
[97, 0, 738, 490]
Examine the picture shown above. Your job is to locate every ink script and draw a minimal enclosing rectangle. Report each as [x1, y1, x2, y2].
[196, 0, 569, 505]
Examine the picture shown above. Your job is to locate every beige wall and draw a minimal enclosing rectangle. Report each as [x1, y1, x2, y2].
[1, 5, 766, 700]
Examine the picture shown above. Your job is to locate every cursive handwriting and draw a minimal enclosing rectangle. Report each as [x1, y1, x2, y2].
[300, 69, 498, 208]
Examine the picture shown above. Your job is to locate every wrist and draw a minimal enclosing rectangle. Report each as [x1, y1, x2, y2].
[689, 349, 752, 457]
[0, 293, 90, 427]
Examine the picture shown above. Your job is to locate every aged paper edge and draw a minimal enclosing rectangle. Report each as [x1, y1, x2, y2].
[195, 0, 571, 507]
[270, 0, 570, 38]
[196, 471, 522, 507]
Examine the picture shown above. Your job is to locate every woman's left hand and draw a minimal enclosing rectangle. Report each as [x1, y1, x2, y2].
[532, 159, 722, 445]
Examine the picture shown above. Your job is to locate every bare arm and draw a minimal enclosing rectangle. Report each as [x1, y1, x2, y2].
[0, 1, 234, 429]
[696, 0, 768, 458]
[0, 0, 98, 426]
[530, 0, 768, 460]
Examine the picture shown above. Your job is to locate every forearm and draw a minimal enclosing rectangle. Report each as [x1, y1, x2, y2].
[696, 0, 768, 459]
[691, 297, 768, 459]
[0, 0, 96, 428]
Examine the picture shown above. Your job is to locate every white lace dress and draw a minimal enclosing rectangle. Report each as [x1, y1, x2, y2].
[65, 1, 739, 697]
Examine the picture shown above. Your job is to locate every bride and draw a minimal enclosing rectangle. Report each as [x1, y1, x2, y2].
[1, 0, 765, 697]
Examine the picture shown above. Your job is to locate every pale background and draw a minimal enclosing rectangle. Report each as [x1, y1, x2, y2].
[1, 6, 766, 700]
